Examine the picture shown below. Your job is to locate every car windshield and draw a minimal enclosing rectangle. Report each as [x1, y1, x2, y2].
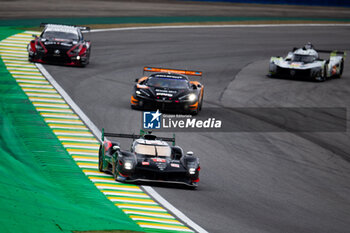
[42, 30, 79, 40]
[147, 77, 189, 89]
[134, 144, 171, 157]
[292, 54, 316, 63]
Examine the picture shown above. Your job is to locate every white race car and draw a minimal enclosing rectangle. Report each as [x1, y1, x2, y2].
[269, 43, 345, 81]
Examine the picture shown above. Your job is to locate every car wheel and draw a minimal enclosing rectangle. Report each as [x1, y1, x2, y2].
[85, 50, 91, 65]
[316, 65, 327, 82]
[188, 182, 198, 190]
[199, 94, 203, 111]
[338, 59, 344, 78]
[80, 50, 90, 67]
[112, 163, 118, 180]
[98, 146, 104, 172]
[191, 107, 199, 116]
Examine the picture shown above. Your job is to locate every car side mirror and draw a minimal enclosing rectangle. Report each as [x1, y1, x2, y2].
[113, 145, 120, 151]
[135, 78, 139, 82]
[186, 151, 194, 156]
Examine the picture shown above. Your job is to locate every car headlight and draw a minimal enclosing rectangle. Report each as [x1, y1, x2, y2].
[35, 43, 45, 52]
[179, 93, 197, 101]
[68, 44, 82, 56]
[188, 94, 197, 102]
[124, 161, 133, 170]
[72, 46, 80, 54]
[135, 89, 150, 97]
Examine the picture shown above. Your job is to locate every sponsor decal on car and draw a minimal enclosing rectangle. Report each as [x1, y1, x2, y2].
[155, 89, 177, 94]
[170, 163, 180, 168]
[152, 158, 166, 163]
[290, 63, 302, 67]
[156, 92, 173, 97]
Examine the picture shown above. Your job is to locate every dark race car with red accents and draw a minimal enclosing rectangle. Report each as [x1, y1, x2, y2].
[27, 23, 91, 67]
[131, 67, 204, 115]
[98, 129, 200, 188]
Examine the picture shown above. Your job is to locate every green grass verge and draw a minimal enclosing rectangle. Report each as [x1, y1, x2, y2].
[0, 27, 143, 233]
[75, 231, 141, 233]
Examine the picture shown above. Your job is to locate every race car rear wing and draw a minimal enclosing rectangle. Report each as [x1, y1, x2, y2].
[102, 128, 176, 146]
[143, 67, 202, 77]
[292, 47, 346, 56]
[40, 23, 91, 32]
[317, 50, 346, 57]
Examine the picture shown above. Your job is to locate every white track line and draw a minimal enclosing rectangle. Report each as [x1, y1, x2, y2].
[83, 171, 112, 177]
[123, 210, 175, 219]
[58, 138, 97, 143]
[91, 23, 350, 33]
[41, 113, 78, 118]
[74, 158, 98, 162]
[142, 186, 207, 233]
[36, 63, 102, 139]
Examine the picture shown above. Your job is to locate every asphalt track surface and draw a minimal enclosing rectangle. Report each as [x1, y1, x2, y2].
[44, 26, 350, 233]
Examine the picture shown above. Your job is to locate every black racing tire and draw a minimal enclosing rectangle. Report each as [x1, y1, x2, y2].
[316, 63, 328, 82]
[87, 48, 91, 64]
[80, 49, 91, 67]
[187, 182, 198, 190]
[112, 163, 119, 181]
[80, 59, 88, 67]
[338, 59, 344, 78]
[190, 107, 199, 116]
[130, 96, 141, 110]
[85, 49, 91, 65]
[98, 146, 104, 172]
[267, 73, 274, 78]
[199, 91, 204, 111]
[321, 67, 327, 82]
[28, 55, 35, 62]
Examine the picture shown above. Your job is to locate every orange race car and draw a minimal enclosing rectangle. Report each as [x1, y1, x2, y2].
[131, 67, 204, 115]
